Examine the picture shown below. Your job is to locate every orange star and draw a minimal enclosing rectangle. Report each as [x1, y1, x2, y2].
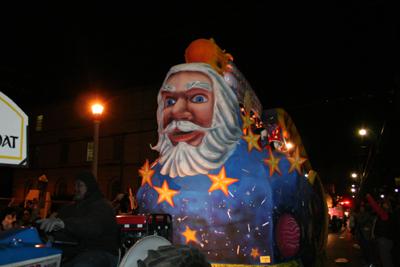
[240, 112, 255, 131]
[287, 147, 308, 174]
[182, 225, 199, 244]
[208, 166, 239, 197]
[138, 159, 155, 187]
[241, 128, 262, 153]
[263, 149, 282, 177]
[153, 180, 179, 207]
[250, 248, 261, 259]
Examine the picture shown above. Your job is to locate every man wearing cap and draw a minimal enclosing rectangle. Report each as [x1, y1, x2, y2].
[37, 171, 119, 267]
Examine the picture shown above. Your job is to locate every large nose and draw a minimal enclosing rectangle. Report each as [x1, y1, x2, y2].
[170, 98, 192, 121]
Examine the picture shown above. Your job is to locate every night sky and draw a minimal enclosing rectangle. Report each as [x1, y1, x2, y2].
[1, 1, 399, 196]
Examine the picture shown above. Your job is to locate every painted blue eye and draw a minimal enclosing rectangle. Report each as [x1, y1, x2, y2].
[192, 96, 207, 103]
[165, 99, 176, 106]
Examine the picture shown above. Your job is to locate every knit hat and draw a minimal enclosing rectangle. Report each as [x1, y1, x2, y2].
[75, 171, 99, 197]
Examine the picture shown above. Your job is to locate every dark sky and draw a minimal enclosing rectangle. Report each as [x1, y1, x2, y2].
[1, 1, 399, 195]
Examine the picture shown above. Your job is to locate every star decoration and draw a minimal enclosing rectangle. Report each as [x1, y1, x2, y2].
[208, 166, 239, 197]
[240, 112, 255, 131]
[263, 149, 282, 177]
[241, 128, 262, 153]
[182, 225, 199, 244]
[250, 248, 261, 259]
[138, 159, 155, 187]
[287, 147, 308, 174]
[153, 180, 180, 207]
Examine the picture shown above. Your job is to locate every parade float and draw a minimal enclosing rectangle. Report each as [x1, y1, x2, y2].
[0, 39, 329, 267]
[136, 38, 329, 267]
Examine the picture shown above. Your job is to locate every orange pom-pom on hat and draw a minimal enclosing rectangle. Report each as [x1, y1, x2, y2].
[185, 38, 233, 75]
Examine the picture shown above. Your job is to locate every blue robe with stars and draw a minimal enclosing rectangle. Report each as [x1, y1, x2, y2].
[136, 132, 321, 266]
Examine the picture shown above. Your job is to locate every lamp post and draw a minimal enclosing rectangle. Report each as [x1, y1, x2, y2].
[91, 104, 104, 180]
[358, 128, 380, 196]
[359, 129, 378, 152]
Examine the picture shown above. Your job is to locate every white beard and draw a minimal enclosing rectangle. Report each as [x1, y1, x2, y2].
[155, 119, 241, 178]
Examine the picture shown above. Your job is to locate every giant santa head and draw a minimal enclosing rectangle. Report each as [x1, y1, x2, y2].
[152, 63, 243, 178]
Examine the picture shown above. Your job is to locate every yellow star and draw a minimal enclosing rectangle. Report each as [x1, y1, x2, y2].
[153, 180, 179, 207]
[240, 112, 255, 131]
[250, 247, 261, 259]
[138, 159, 155, 187]
[263, 149, 282, 177]
[287, 147, 308, 174]
[241, 128, 262, 153]
[182, 225, 199, 244]
[207, 166, 239, 197]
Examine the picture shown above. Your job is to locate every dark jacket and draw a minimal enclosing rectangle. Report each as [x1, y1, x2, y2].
[356, 210, 374, 241]
[56, 190, 119, 259]
[367, 195, 394, 240]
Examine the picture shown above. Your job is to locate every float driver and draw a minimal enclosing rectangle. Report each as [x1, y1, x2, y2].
[37, 172, 119, 267]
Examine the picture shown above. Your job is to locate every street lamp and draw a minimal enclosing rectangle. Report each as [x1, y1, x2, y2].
[359, 128, 378, 151]
[358, 128, 380, 196]
[91, 104, 104, 180]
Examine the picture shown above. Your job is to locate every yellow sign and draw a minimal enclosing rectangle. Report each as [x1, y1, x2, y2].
[0, 91, 28, 166]
[260, 256, 271, 263]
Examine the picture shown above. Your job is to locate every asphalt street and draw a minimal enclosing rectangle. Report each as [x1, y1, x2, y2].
[324, 227, 368, 267]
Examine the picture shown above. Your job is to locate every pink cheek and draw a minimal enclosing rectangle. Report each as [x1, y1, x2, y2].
[193, 106, 213, 127]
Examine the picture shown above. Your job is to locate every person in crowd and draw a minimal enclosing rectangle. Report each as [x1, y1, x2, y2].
[349, 202, 360, 236]
[30, 198, 42, 222]
[391, 195, 400, 266]
[1, 206, 16, 230]
[119, 188, 138, 215]
[110, 193, 124, 215]
[37, 171, 119, 267]
[13, 208, 33, 227]
[356, 203, 376, 267]
[367, 194, 395, 267]
[25, 200, 33, 210]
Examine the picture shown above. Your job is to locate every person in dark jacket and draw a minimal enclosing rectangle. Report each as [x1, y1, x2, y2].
[37, 172, 119, 267]
[355, 203, 376, 266]
[367, 194, 394, 267]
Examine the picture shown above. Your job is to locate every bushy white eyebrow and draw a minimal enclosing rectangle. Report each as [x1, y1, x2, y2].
[185, 81, 212, 91]
[161, 85, 175, 91]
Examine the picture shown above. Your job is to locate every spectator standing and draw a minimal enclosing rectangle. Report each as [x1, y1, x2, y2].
[356, 203, 376, 267]
[119, 188, 138, 215]
[349, 202, 361, 236]
[367, 194, 395, 267]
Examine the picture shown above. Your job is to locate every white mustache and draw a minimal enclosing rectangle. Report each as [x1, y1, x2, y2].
[162, 120, 218, 134]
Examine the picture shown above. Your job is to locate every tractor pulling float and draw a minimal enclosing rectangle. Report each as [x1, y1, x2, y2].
[0, 38, 329, 267]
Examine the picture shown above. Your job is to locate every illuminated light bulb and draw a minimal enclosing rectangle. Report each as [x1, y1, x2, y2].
[92, 104, 104, 114]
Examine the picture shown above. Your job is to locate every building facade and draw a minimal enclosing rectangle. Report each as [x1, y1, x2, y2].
[13, 85, 160, 204]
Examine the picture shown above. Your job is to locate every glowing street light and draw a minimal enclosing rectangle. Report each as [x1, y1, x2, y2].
[359, 128, 378, 151]
[352, 173, 357, 178]
[92, 104, 104, 115]
[91, 104, 104, 180]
